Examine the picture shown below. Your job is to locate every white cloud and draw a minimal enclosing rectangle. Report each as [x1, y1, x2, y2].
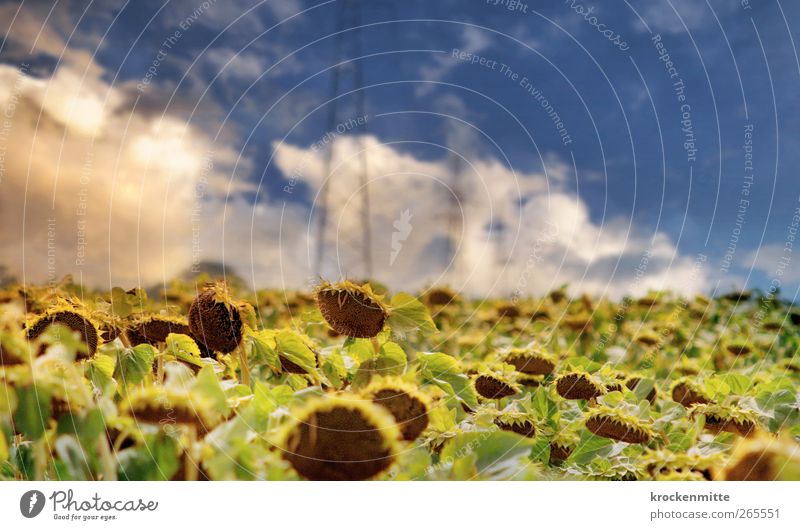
[417, 26, 493, 96]
[636, 0, 738, 34]
[271, 135, 708, 298]
[745, 243, 799, 282]
[0, 61, 271, 290]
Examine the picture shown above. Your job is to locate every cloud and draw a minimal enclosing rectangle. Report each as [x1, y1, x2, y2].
[0, 60, 277, 290]
[635, 0, 738, 35]
[417, 26, 493, 96]
[271, 135, 708, 298]
[744, 243, 798, 283]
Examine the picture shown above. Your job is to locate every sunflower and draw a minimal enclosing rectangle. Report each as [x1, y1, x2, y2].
[555, 370, 606, 400]
[717, 434, 800, 481]
[279, 394, 400, 480]
[502, 346, 556, 376]
[25, 300, 101, 359]
[363, 377, 430, 441]
[688, 403, 758, 437]
[315, 281, 388, 338]
[670, 377, 711, 407]
[474, 372, 519, 400]
[584, 406, 653, 444]
[188, 283, 243, 354]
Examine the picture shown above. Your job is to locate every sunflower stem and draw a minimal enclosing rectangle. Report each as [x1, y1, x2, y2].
[185, 425, 198, 481]
[370, 337, 380, 355]
[237, 344, 251, 387]
[96, 435, 117, 480]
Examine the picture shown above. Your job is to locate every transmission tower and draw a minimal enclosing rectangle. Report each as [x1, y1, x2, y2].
[314, 0, 373, 280]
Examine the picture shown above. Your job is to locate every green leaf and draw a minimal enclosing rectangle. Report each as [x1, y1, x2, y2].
[320, 350, 347, 388]
[0, 386, 17, 416]
[720, 374, 752, 395]
[86, 354, 116, 392]
[117, 434, 179, 481]
[566, 431, 614, 465]
[418, 352, 478, 410]
[110, 287, 134, 318]
[246, 329, 281, 372]
[275, 330, 318, 379]
[13, 386, 51, 441]
[531, 386, 556, 423]
[165, 333, 204, 368]
[440, 431, 538, 480]
[387, 293, 437, 334]
[343, 339, 375, 364]
[54, 435, 92, 480]
[631, 378, 655, 402]
[115, 344, 156, 386]
[376, 342, 407, 376]
[56, 409, 105, 445]
[704, 376, 731, 401]
[193, 365, 228, 415]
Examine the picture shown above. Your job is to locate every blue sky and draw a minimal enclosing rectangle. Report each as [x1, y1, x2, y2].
[1, 0, 799, 299]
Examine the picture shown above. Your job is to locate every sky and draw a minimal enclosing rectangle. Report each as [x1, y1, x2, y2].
[0, 0, 799, 300]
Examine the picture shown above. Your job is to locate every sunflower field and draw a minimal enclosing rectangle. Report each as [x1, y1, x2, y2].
[1, 277, 799, 481]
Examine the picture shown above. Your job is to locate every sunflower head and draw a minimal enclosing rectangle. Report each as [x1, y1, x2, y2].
[25, 300, 101, 359]
[688, 403, 759, 437]
[717, 434, 800, 481]
[555, 370, 606, 400]
[584, 406, 653, 445]
[641, 448, 721, 479]
[363, 377, 430, 441]
[315, 281, 388, 338]
[124, 386, 219, 433]
[279, 394, 400, 480]
[424, 287, 458, 307]
[560, 314, 593, 333]
[670, 377, 711, 407]
[724, 340, 754, 356]
[473, 372, 520, 400]
[188, 282, 244, 354]
[484, 408, 537, 438]
[502, 346, 556, 376]
[127, 314, 190, 346]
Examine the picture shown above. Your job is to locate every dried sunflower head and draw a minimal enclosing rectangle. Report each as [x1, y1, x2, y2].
[482, 407, 537, 438]
[474, 372, 519, 400]
[278, 394, 400, 480]
[670, 377, 711, 407]
[724, 340, 754, 357]
[315, 281, 388, 338]
[424, 287, 458, 307]
[689, 403, 759, 437]
[560, 314, 593, 333]
[188, 283, 244, 354]
[124, 386, 219, 433]
[640, 448, 722, 479]
[25, 300, 101, 359]
[717, 434, 800, 481]
[127, 314, 190, 346]
[555, 370, 606, 400]
[363, 377, 430, 441]
[584, 406, 653, 444]
[502, 346, 556, 376]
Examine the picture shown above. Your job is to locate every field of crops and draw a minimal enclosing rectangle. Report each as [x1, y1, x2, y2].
[1, 277, 799, 481]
